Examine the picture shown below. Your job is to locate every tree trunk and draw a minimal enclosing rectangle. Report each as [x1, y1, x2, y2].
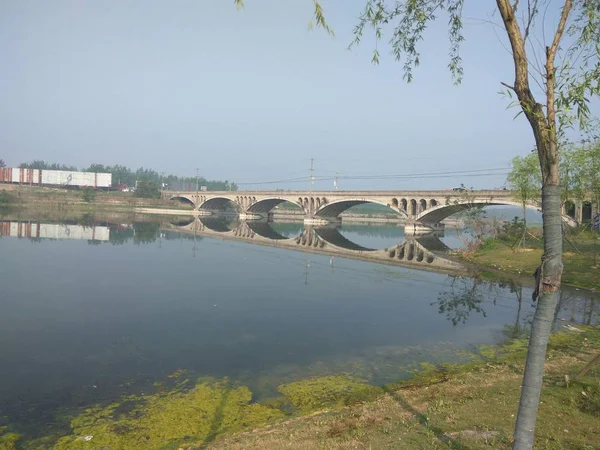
[513, 184, 563, 449]
[521, 202, 527, 247]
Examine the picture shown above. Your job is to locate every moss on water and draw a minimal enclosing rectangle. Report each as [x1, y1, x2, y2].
[278, 375, 382, 412]
[0, 431, 21, 450]
[51, 379, 284, 450]
[29, 375, 381, 449]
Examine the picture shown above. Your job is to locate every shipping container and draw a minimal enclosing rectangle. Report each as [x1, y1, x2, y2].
[0, 168, 112, 189]
[96, 173, 112, 188]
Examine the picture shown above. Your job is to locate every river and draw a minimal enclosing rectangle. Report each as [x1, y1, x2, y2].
[0, 215, 597, 444]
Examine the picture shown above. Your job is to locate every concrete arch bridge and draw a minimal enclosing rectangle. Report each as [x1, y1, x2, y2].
[164, 217, 467, 274]
[164, 190, 579, 235]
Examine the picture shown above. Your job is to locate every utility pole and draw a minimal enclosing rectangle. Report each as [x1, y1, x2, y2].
[309, 157, 314, 193]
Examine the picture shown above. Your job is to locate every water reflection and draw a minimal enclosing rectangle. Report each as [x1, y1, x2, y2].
[0, 219, 110, 241]
[166, 217, 465, 273]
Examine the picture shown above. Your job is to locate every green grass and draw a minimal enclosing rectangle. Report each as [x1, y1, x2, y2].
[464, 230, 600, 290]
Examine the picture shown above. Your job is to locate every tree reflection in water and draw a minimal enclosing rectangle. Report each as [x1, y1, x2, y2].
[435, 276, 490, 326]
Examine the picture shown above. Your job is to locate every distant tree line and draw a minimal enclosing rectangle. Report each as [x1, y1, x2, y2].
[19, 160, 78, 171]
[15, 160, 237, 191]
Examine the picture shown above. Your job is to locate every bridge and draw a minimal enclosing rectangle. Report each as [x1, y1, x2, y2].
[164, 217, 468, 274]
[163, 189, 580, 235]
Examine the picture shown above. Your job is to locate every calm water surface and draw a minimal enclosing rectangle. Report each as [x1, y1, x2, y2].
[0, 217, 597, 438]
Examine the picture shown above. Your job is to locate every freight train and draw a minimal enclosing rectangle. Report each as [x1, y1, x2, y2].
[0, 168, 112, 189]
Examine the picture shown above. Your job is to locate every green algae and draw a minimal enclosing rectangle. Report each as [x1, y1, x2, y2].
[53, 379, 284, 450]
[0, 428, 21, 450]
[277, 375, 381, 412]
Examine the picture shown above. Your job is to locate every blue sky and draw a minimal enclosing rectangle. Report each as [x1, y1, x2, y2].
[1, 1, 597, 190]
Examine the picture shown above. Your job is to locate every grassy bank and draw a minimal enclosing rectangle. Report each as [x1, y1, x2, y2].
[0, 185, 192, 213]
[460, 229, 600, 290]
[2, 327, 598, 450]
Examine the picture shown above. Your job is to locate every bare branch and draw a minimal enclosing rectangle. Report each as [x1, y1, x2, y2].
[495, 1, 535, 102]
[501, 81, 516, 91]
[547, 0, 572, 64]
[540, 0, 552, 47]
[523, 0, 538, 42]
[463, 15, 505, 31]
[545, 1, 572, 124]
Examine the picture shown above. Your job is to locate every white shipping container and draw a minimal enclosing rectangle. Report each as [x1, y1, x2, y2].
[40, 169, 112, 188]
[96, 173, 112, 188]
[11, 168, 19, 184]
[70, 172, 96, 187]
[41, 170, 68, 186]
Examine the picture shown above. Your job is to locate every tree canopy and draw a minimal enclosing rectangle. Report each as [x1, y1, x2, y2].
[507, 152, 542, 208]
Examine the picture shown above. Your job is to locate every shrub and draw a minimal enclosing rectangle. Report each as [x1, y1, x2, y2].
[134, 180, 161, 199]
[0, 190, 15, 205]
[81, 187, 97, 203]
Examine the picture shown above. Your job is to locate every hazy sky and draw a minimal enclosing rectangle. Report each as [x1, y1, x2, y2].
[1, 1, 598, 190]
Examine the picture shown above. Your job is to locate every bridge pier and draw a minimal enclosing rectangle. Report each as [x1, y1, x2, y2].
[239, 212, 266, 221]
[304, 216, 341, 226]
[404, 222, 445, 236]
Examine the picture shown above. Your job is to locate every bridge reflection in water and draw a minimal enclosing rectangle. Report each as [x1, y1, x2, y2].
[165, 217, 467, 274]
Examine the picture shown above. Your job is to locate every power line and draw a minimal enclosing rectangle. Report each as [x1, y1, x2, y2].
[235, 167, 510, 186]
[330, 167, 509, 180]
[309, 157, 314, 193]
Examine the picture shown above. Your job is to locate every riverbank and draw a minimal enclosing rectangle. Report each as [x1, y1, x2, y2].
[460, 230, 600, 291]
[206, 325, 600, 450]
[3, 325, 597, 449]
[0, 184, 192, 213]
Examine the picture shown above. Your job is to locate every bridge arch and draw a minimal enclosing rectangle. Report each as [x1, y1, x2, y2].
[314, 198, 408, 218]
[410, 199, 417, 216]
[400, 198, 408, 212]
[199, 197, 241, 212]
[169, 195, 196, 208]
[246, 197, 304, 214]
[415, 200, 577, 227]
